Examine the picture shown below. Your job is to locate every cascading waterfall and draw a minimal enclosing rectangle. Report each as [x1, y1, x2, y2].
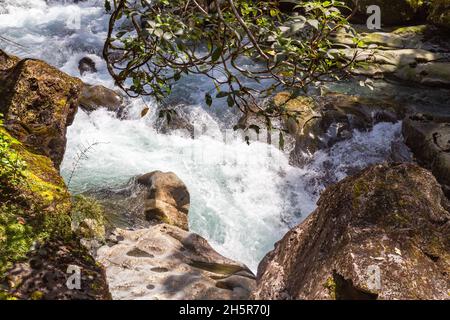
[0, 0, 404, 272]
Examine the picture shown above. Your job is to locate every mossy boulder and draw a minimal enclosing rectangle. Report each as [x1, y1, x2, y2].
[0, 113, 110, 301]
[0, 50, 82, 168]
[0, 127, 70, 208]
[254, 163, 450, 300]
[0, 51, 110, 299]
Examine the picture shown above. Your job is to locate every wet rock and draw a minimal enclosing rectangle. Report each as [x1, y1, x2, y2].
[155, 106, 195, 138]
[79, 84, 124, 114]
[0, 51, 82, 168]
[136, 171, 190, 231]
[402, 113, 450, 196]
[395, 62, 450, 88]
[274, 92, 404, 164]
[78, 57, 97, 76]
[254, 163, 450, 300]
[97, 225, 255, 300]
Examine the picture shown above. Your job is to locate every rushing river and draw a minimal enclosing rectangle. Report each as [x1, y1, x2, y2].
[0, 0, 403, 272]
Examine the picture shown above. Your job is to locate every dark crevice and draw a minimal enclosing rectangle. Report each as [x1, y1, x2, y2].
[424, 252, 440, 263]
[333, 271, 378, 300]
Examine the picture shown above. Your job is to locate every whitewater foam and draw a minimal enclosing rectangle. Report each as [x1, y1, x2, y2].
[0, 0, 404, 272]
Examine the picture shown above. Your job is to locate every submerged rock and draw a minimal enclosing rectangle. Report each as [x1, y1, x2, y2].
[155, 105, 195, 138]
[0, 50, 82, 168]
[97, 224, 255, 300]
[403, 113, 450, 196]
[78, 56, 97, 76]
[254, 163, 450, 300]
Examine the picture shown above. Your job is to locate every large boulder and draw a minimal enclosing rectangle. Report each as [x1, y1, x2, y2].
[92, 170, 255, 300]
[0, 50, 110, 300]
[97, 224, 255, 300]
[253, 163, 450, 300]
[402, 113, 450, 196]
[136, 171, 190, 231]
[0, 50, 82, 168]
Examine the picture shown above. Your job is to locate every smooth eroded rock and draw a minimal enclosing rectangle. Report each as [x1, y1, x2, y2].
[254, 163, 450, 300]
[136, 171, 190, 231]
[97, 224, 255, 300]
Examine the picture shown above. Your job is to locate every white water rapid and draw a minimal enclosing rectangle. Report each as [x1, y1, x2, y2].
[0, 0, 403, 272]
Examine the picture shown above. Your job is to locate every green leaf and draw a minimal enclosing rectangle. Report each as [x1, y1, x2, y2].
[227, 95, 234, 108]
[307, 19, 319, 30]
[205, 93, 213, 107]
[104, 0, 111, 13]
[211, 46, 223, 62]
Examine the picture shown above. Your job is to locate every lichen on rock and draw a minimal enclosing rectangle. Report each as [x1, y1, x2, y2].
[0, 49, 82, 168]
[253, 163, 450, 300]
[0, 51, 110, 300]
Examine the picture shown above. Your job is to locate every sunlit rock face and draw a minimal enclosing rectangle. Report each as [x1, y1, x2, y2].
[0, 49, 81, 167]
[254, 163, 450, 300]
[97, 225, 256, 300]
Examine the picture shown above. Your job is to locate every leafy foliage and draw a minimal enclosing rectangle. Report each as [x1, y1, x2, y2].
[71, 195, 106, 227]
[0, 114, 26, 193]
[0, 204, 34, 275]
[104, 0, 359, 121]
